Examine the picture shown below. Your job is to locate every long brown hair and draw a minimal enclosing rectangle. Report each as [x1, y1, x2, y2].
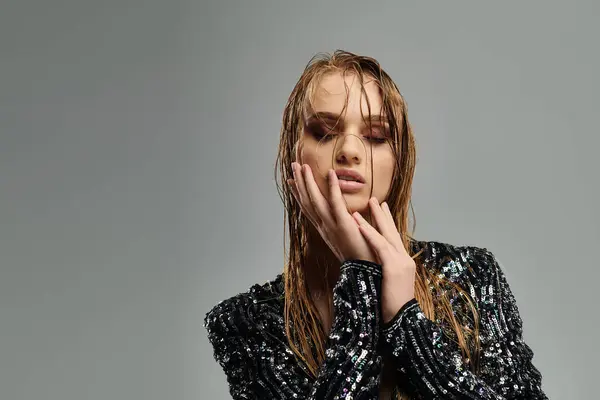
[274, 50, 480, 399]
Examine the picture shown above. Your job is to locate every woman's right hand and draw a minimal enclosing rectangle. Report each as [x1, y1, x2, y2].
[287, 162, 378, 264]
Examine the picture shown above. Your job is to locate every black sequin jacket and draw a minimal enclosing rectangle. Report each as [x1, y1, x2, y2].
[204, 240, 547, 399]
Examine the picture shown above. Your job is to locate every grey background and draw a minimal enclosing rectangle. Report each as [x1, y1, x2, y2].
[1, 0, 598, 399]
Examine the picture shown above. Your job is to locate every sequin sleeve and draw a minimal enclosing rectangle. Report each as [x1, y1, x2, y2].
[306, 259, 384, 399]
[205, 295, 257, 399]
[380, 249, 547, 399]
[205, 259, 385, 399]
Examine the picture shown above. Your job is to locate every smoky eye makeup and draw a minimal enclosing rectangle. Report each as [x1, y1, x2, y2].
[364, 124, 391, 139]
[304, 118, 391, 144]
[305, 121, 337, 141]
[364, 134, 388, 143]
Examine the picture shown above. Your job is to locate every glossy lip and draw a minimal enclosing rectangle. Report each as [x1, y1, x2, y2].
[337, 179, 364, 193]
[334, 168, 366, 183]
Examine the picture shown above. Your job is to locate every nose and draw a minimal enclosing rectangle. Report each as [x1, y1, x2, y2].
[334, 134, 364, 165]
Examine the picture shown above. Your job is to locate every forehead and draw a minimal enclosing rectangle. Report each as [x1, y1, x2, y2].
[309, 72, 384, 118]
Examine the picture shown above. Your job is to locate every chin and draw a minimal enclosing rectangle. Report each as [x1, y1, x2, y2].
[342, 195, 370, 215]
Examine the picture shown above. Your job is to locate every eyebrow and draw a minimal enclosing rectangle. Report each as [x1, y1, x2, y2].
[305, 111, 389, 126]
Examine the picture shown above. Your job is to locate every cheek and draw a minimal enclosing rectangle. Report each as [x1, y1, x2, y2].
[298, 142, 331, 195]
[372, 154, 396, 196]
[299, 141, 332, 174]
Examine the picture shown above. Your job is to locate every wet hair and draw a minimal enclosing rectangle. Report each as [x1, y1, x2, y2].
[274, 50, 480, 399]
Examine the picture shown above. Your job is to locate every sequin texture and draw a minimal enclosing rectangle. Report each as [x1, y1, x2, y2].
[204, 240, 547, 399]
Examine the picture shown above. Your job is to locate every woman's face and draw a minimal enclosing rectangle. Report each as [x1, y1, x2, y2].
[297, 71, 396, 214]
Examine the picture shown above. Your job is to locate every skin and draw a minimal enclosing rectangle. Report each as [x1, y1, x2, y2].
[297, 71, 395, 215]
[288, 71, 417, 326]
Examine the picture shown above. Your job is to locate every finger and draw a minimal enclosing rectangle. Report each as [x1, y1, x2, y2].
[287, 179, 300, 202]
[302, 164, 335, 226]
[287, 178, 300, 205]
[289, 172, 318, 224]
[353, 212, 394, 265]
[290, 179, 323, 227]
[367, 197, 391, 239]
[380, 202, 406, 254]
[327, 169, 351, 222]
[369, 199, 403, 253]
[292, 162, 320, 223]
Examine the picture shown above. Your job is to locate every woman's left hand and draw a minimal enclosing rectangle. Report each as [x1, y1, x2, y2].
[352, 197, 416, 324]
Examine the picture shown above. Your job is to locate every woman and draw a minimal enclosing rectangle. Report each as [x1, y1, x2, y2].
[204, 50, 547, 399]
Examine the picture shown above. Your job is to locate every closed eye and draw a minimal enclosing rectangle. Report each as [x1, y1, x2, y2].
[363, 128, 390, 144]
[306, 123, 336, 142]
[306, 123, 390, 144]
[364, 135, 388, 144]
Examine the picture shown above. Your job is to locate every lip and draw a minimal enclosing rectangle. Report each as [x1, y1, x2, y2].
[334, 168, 366, 193]
[335, 168, 365, 183]
[337, 179, 365, 193]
